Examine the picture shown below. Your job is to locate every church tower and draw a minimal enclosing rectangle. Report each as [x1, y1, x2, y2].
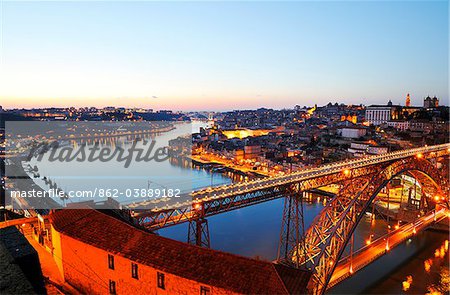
[405, 93, 411, 107]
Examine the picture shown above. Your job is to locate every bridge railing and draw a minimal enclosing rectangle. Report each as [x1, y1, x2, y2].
[128, 144, 450, 221]
[192, 143, 450, 198]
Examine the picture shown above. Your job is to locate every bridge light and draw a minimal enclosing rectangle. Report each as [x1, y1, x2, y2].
[395, 224, 400, 230]
[413, 227, 417, 234]
[434, 249, 440, 258]
[365, 239, 371, 246]
[343, 169, 350, 176]
[434, 196, 440, 202]
[193, 203, 202, 210]
[416, 153, 423, 159]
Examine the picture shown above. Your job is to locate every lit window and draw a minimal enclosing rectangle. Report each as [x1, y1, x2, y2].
[157, 272, 165, 290]
[109, 280, 116, 294]
[131, 263, 138, 279]
[108, 254, 114, 270]
[200, 286, 211, 295]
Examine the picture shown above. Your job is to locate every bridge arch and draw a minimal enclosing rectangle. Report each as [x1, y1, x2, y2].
[299, 156, 447, 295]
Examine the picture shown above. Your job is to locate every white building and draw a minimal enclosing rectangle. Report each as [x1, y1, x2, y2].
[348, 142, 388, 157]
[337, 127, 367, 139]
[348, 142, 369, 157]
[365, 107, 392, 125]
[387, 120, 410, 131]
[365, 101, 399, 126]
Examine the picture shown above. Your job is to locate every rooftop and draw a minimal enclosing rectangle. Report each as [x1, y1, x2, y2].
[49, 209, 310, 294]
[366, 104, 401, 108]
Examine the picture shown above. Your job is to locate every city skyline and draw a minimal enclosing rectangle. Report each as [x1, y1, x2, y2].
[0, 94, 446, 112]
[0, 1, 448, 110]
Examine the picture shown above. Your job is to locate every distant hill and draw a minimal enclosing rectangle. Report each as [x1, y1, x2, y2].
[0, 113, 34, 128]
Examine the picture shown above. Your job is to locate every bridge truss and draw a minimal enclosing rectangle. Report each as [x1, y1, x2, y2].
[126, 144, 449, 294]
[297, 153, 449, 294]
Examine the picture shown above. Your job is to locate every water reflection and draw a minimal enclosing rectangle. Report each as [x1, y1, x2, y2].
[337, 230, 449, 295]
[425, 239, 449, 295]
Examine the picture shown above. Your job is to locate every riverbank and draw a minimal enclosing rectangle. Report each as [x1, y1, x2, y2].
[4, 157, 62, 211]
[190, 154, 270, 178]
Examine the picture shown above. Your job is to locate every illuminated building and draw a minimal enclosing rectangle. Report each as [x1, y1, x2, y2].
[49, 209, 310, 294]
[423, 96, 439, 108]
[405, 93, 411, 107]
[340, 114, 357, 124]
[387, 120, 410, 131]
[222, 128, 271, 139]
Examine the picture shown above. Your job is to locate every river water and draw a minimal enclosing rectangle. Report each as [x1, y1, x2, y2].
[27, 121, 448, 294]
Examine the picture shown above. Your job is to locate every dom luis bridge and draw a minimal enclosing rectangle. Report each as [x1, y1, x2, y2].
[127, 143, 450, 294]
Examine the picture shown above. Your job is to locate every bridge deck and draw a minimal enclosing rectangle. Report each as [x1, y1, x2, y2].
[131, 144, 449, 210]
[127, 144, 449, 229]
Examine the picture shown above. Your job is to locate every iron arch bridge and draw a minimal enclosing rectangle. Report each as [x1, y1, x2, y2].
[126, 144, 450, 294]
[288, 154, 448, 294]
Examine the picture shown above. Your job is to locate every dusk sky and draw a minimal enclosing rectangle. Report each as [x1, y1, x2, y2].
[0, 1, 448, 111]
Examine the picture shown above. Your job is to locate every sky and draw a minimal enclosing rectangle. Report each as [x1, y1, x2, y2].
[0, 1, 448, 111]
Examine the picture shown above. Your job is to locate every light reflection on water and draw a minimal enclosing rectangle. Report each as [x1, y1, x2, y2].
[330, 229, 449, 294]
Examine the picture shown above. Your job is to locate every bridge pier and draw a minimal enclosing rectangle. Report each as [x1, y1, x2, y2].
[188, 217, 210, 248]
[277, 188, 306, 268]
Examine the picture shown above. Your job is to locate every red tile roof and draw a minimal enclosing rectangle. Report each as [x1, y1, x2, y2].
[49, 209, 310, 294]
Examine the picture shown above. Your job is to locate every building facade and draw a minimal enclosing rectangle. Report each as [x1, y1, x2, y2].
[365, 101, 400, 126]
[348, 142, 388, 157]
[337, 127, 367, 139]
[387, 120, 410, 131]
[423, 96, 439, 109]
[49, 210, 309, 295]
